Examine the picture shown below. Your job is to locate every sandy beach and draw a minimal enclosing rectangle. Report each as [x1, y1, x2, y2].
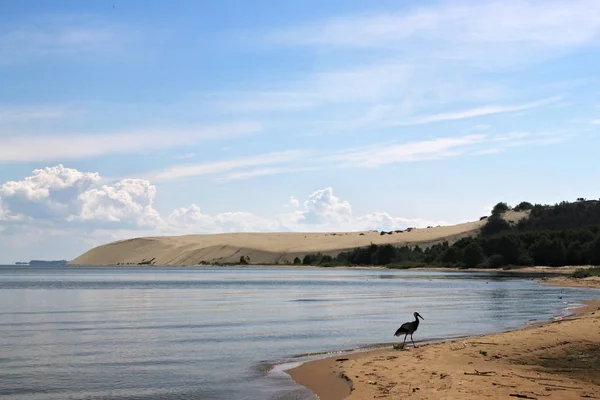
[287, 283, 600, 400]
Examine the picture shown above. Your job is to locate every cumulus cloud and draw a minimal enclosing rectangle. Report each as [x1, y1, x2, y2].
[168, 205, 281, 233]
[0, 164, 101, 220]
[288, 196, 299, 208]
[276, 187, 444, 231]
[299, 187, 352, 225]
[0, 164, 161, 227]
[0, 165, 447, 234]
[75, 179, 161, 227]
[0, 165, 448, 261]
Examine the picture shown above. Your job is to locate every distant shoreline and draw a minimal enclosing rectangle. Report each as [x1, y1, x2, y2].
[65, 262, 594, 276]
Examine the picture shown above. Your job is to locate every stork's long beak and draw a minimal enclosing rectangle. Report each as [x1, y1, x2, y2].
[418, 314, 424, 320]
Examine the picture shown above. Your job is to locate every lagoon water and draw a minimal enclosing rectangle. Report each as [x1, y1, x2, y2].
[0, 265, 598, 400]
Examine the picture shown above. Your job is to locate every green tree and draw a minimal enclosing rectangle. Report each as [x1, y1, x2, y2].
[493, 235, 524, 264]
[586, 236, 600, 265]
[492, 202, 510, 215]
[463, 242, 485, 268]
[514, 201, 533, 211]
[376, 244, 396, 265]
[481, 215, 512, 235]
[442, 247, 462, 264]
[529, 236, 567, 266]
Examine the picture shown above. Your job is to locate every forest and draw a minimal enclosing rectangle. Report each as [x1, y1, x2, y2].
[300, 199, 600, 269]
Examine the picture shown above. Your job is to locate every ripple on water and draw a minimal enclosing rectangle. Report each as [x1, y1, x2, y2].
[0, 265, 597, 400]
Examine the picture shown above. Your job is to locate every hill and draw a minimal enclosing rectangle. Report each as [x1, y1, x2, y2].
[68, 210, 528, 266]
[301, 199, 600, 269]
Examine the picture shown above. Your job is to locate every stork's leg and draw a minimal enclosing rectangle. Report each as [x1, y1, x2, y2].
[402, 334, 408, 347]
[411, 333, 417, 348]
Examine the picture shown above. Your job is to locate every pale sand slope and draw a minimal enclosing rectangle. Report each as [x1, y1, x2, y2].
[69, 210, 528, 266]
[288, 298, 600, 400]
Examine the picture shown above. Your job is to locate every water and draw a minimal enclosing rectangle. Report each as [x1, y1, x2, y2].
[0, 265, 598, 400]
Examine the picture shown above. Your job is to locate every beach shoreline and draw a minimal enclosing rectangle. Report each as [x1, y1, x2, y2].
[285, 279, 600, 400]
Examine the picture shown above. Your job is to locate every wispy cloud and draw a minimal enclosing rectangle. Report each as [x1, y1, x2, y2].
[0, 122, 261, 162]
[393, 96, 561, 126]
[145, 131, 570, 182]
[0, 14, 139, 63]
[218, 166, 320, 182]
[268, 1, 600, 62]
[326, 135, 487, 167]
[174, 153, 196, 160]
[150, 150, 308, 182]
[211, 63, 415, 113]
[0, 105, 75, 121]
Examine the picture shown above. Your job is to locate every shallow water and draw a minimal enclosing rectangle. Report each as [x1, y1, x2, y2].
[0, 265, 597, 400]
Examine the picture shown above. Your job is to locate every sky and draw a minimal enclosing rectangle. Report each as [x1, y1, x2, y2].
[1, 0, 600, 263]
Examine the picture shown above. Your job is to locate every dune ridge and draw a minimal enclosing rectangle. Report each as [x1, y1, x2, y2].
[69, 211, 528, 266]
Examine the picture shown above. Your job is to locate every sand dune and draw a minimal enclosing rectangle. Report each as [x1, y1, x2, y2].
[69, 211, 528, 266]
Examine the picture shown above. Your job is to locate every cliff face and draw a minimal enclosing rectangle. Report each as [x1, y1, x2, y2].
[69, 218, 494, 266]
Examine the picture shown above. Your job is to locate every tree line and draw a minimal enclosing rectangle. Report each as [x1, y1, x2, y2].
[300, 198, 600, 269]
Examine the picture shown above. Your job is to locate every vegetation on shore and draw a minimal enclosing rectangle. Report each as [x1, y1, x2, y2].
[571, 266, 600, 278]
[301, 199, 600, 269]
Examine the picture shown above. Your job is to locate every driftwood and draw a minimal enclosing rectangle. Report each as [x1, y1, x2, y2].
[505, 373, 563, 382]
[469, 341, 500, 345]
[542, 383, 583, 390]
[509, 394, 537, 399]
[464, 370, 495, 376]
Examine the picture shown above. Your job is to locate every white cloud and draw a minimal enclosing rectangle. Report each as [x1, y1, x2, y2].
[149, 150, 307, 182]
[141, 131, 570, 183]
[0, 15, 139, 64]
[0, 122, 261, 162]
[473, 148, 503, 155]
[269, 1, 600, 59]
[168, 186, 442, 234]
[274, 187, 445, 231]
[0, 105, 73, 121]
[75, 179, 161, 227]
[327, 135, 486, 168]
[288, 196, 299, 208]
[0, 165, 161, 227]
[219, 166, 319, 182]
[168, 205, 280, 233]
[300, 187, 353, 224]
[213, 62, 504, 119]
[394, 97, 561, 126]
[0, 166, 449, 262]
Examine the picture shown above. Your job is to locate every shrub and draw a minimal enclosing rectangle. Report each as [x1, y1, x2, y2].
[492, 202, 510, 215]
[571, 267, 600, 278]
[481, 215, 512, 235]
[514, 201, 533, 211]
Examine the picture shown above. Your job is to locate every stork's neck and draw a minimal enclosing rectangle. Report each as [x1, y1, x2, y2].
[414, 316, 420, 327]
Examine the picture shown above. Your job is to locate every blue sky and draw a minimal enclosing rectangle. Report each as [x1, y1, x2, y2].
[1, 0, 599, 262]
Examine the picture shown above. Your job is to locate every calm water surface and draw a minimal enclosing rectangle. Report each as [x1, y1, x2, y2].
[1, 265, 598, 400]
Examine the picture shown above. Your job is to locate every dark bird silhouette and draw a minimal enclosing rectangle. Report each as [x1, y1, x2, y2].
[394, 312, 424, 348]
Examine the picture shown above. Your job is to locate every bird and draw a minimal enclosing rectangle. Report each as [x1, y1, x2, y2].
[394, 312, 424, 348]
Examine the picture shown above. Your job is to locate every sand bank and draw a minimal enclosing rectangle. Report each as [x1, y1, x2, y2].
[287, 296, 600, 400]
[69, 211, 529, 266]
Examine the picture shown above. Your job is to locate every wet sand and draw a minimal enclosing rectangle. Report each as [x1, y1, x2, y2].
[287, 291, 600, 400]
